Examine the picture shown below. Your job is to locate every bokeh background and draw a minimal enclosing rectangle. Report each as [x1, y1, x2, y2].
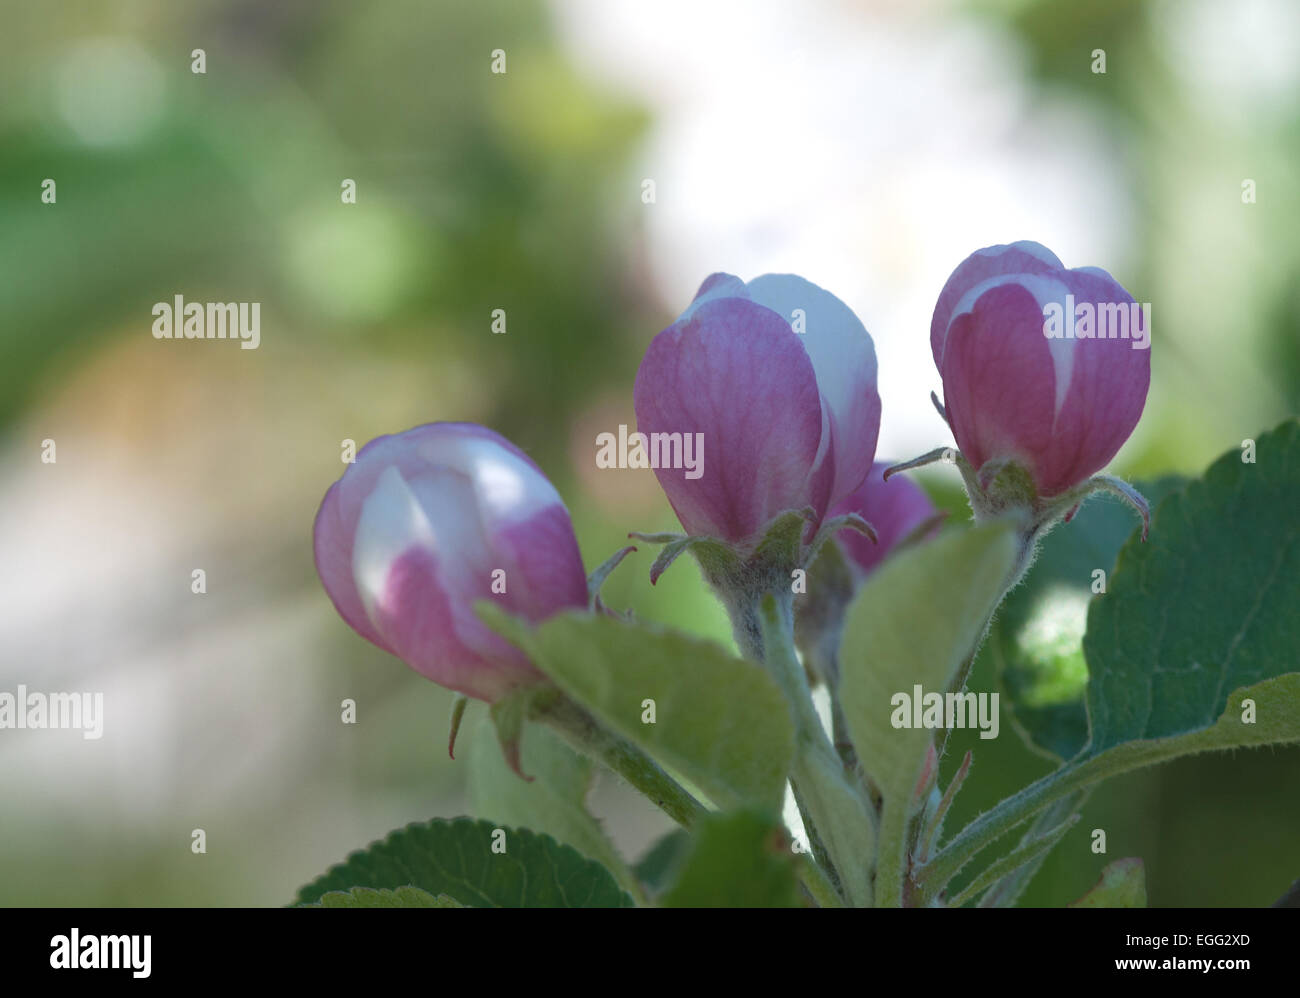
[1, 0, 1296, 906]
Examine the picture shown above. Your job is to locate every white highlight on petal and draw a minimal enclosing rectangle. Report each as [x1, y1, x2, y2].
[474, 455, 527, 510]
[677, 272, 749, 324]
[413, 432, 561, 526]
[950, 272, 1076, 420]
[351, 465, 436, 624]
[976, 240, 1064, 270]
[404, 467, 494, 573]
[745, 273, 878, 498]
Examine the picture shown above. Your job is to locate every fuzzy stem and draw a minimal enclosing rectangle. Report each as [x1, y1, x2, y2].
[917, 751, 1125, 900]
[745, 594, 876, 907]
[976, 791, 1088, 908]
[805, 644, 883, 810]
[911, 524, 1038, 894]
[798, 855, 846, 908]
[536, 698, 707, 829]
[935, 524, 1039, 763]
[948, 524, 1037, 692]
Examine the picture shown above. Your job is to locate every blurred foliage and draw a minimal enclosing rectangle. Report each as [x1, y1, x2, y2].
[0, 0, 679, 908]
[0, 0, 653, 453]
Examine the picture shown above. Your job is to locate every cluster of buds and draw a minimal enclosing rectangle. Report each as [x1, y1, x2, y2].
[312, 241, 1150, 706]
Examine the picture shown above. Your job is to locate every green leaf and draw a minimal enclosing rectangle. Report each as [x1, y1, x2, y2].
[633, 829, 691, 894]
[922, 425, 1300, 898]
[467, 715, 638, 897]
[948, 813, 1078, 908]
[988, 477, 1186, 761]
[1069, 858, 1147, 908]
[304, 886, 463, 908]
[838, 522, 1018, 907]
[586, 544, 638, 607]
[481, 608, 796, 812]
[1082, 421, 1300, 757]
[660, 809, 802, 908]
[295, 817, 635, 908]
[1080, 672, 1300, 776]
[973, 792, 1088, 908]
[758, 595, 876, 908]
[922, 673, 1300, 899]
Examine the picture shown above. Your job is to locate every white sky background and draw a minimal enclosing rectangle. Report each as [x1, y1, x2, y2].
[552, 0, 1134, 462]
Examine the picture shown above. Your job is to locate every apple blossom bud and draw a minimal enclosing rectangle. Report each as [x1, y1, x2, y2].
[888, 241, 1153, 592]
[312, 422, 588, 702]
[829, 461, 941, 577]
[634, 273, 881, 546]
[932, 241, 1150, 499]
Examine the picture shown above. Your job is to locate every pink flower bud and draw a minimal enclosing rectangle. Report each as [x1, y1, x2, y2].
[932, 242, 1150, 498]
[312, 423, 588, 702]
[634, 273, 881, 545]
[829, 461, 940, 577]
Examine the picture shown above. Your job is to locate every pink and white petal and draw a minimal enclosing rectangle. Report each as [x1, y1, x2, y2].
[931, 241, 1064, 369]
[634, 297, 824, 544]
[949, 271, 1081, 421]
[491, 503, 590, 622]
[404, 424, 562, 532]
[313, 480, 391, 651]
[745, 274, 881, 508]
[325, 423, 570, 608]
[351, 466, 538, 699]
[350, 465, 443, 626]
[1039, 268, 1150, 495]
[682, 272, 749, 319]
[333, 423, 557, 540]
[830, 461, 938, 576]
[316, 424, 537, 659]
[372, 546, 537, 702]
[942, 282, 1061, 481]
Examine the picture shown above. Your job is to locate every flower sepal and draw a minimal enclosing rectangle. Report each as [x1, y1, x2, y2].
[633, 507, 876, 662]
[886, 446, 1149, 596]
[486, 680, 565, 781]
[585, 544, 638, 614]
[886, 446, 1148, 542]
[793, 536, 856, 687]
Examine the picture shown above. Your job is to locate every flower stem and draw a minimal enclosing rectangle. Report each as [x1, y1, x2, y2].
[916, 747, 1144, 901]
[976, 791, 1088, 907]
[750, 594, 877, 907]
[535, 697, 707, 829]
[798, 854, 845, 908]
[935, 524, 1038, 756]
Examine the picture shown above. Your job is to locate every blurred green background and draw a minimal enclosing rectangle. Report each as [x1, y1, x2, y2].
[0, 0, 1295, 906]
